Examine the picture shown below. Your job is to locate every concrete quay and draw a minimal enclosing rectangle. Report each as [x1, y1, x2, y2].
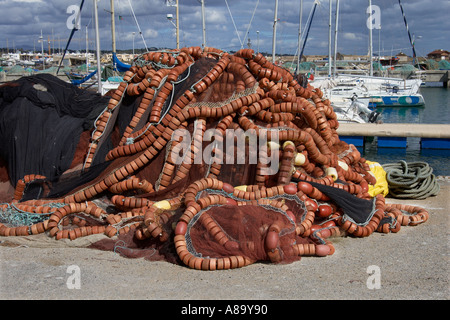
[337, 123, 450, 139]
[0, 178, 448, 301]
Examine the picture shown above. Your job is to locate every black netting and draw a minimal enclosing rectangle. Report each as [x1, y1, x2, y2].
[0, 74, 108, 186]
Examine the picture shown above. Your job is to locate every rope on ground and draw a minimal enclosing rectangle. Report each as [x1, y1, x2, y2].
[382, 160, 440, 199]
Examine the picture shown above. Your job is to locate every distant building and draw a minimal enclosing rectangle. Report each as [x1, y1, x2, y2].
[304, 55, 327, 62]
[427, 49, 450, 61]
[341, 54, 368, 62]
[396, 52, 410, 63]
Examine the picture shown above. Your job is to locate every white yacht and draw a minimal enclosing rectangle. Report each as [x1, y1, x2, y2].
[311, 74, 424, 109]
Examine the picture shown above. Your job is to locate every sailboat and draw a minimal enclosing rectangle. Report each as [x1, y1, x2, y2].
[288, 0, 378, 123]
[66, 25, 99, 88]
[313, 73, 424, 108]
[309, 0, 424, 111]
[60, 0, 132, 94]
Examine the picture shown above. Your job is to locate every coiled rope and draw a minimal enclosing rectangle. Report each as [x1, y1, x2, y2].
[382, 161, 440, 199]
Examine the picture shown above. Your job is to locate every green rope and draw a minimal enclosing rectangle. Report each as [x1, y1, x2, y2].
[0, 202, 66, 227]
[382, 161, 440, 199]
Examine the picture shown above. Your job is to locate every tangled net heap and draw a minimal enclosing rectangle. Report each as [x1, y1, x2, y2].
[0, 47, 431, 270]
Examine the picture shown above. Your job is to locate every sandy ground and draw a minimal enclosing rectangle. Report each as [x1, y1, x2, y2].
[1, 179, 448, 301]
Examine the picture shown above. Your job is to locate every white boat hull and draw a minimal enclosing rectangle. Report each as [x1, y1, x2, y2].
[363, 94, 425, 108]
[310, 74, 425, 109]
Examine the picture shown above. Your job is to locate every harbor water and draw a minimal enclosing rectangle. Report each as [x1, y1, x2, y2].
[362, 86, 450, 176]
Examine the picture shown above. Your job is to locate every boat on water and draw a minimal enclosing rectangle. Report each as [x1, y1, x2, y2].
[306, 0, 424, 111]
[329, 94, 381, 124]
[358, 74, 424, 107]
[365, 93, 425, 108]
[311, 74, 425, 109]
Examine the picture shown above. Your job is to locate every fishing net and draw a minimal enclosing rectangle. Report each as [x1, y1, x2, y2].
[438, 60, 450, 70]
[395, 64, 418, 78]
[425, 59, 439, 70]
[0, 47, 432, 270]
[296, 62, 316, 72]
[6, 65, 33, 75]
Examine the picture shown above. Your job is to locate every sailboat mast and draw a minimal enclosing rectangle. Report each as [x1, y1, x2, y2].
[333, 0, 339, 77]
[56, 0, 86, 75]
[328, 0, 332, 78]
[86, 25, 89, 70]
[201, 0, 206, 49]
[111, 0, 116, 53]
[296, 0, 303, 74]
[398, 0, 417, 65]
[272, 0, 279, 63]
[94, 0, 102, 94]
[40, 29, 45, 70]
[368, 0, 373, 76]
[299, 0, 318, 62]
[176, 0, 180, 49]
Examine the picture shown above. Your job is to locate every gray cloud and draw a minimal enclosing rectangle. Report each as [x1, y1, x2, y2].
[0, 0, 448, 57]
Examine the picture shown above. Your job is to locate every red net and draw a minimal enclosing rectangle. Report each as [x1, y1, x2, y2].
[0, 47, 431, 270]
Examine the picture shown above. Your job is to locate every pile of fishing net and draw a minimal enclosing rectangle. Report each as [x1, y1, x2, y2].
[0, 47, 432, 270]
[438, 60, 450, 70]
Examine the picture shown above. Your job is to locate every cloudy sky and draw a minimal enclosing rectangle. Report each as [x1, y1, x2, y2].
[0, 0, 448, 57]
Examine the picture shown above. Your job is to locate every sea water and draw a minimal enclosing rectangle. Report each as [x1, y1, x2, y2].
[361, 86, 450, 176]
